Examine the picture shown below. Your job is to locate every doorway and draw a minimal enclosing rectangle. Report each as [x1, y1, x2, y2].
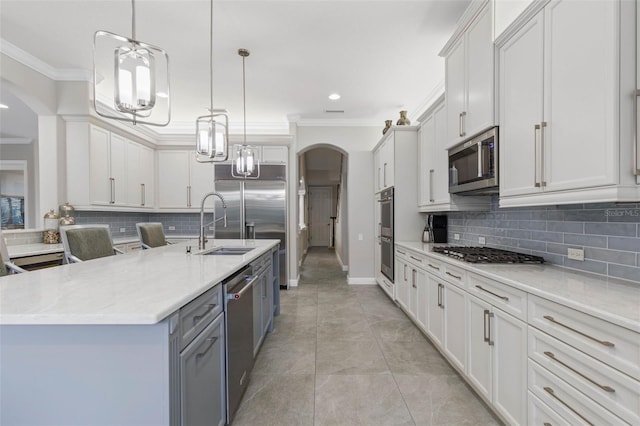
[308, 186, 332, 247]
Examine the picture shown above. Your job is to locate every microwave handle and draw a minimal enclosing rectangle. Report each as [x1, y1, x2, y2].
[477, 141, 483, 178]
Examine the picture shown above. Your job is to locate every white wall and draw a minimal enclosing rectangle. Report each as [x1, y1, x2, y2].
[334, 154, 348, 270]
[293, 125, 380, 284]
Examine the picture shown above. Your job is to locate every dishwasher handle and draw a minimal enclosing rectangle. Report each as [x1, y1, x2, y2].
[227, 274, 258, 301]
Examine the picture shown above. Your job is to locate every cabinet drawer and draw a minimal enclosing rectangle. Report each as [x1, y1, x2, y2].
[395, 247, 409, 260]
[180, 285, 224, 350]
[529, 295, 640, 380]
[469, 273, 527, 321]
[423, 256, 443, 278]
[528, 390, 572, 426]
[442, 263, 467, 289]
[529, 360, 627, 425]
[529, 327, 639, 425]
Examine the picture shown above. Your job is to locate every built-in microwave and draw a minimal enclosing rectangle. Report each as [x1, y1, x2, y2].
[448, 126, 498, 195]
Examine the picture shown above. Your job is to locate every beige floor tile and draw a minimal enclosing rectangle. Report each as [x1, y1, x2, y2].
[378, 339, 455, 375]
[316, 338, 389, 375]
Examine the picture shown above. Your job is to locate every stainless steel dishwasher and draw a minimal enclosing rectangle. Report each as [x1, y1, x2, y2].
[224, 265, 256, 424]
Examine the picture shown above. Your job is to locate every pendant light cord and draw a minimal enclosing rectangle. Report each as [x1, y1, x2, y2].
[242, 53, 246, 145]
[131, 0, 136, 40]
[209, 0, 214, 112]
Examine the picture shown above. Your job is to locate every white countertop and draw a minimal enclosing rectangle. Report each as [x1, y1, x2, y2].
[396, 241, 640, 333]
[0, 239, 278, 325]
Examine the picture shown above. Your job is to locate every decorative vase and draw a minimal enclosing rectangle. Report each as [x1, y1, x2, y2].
[396, 110, 411, 125]
[382, 120, 393, 134]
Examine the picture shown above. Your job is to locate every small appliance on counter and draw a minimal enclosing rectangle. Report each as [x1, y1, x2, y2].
[422, 214, 447, 243]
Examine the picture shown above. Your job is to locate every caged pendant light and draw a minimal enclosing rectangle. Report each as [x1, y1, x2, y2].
[195, 0, 229, 162]
[232, 48, 260, 179]
[93, 0, 170, 126]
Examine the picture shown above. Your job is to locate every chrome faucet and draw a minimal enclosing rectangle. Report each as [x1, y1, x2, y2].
[199, 192, 228, 250]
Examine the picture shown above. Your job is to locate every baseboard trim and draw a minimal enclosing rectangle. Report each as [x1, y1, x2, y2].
[289, 276, 299, 287]
[347, 277, 377, 285]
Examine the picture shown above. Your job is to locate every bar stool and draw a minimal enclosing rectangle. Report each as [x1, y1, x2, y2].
[60, 224, 123, 263]
[136, 222, 172, 249]
[0, 231, 26, 276]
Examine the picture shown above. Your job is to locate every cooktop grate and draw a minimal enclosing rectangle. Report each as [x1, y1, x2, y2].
[432, 246, 545, 264]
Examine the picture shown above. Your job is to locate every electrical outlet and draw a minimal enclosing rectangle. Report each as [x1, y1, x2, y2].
[119, 227, 126, 233]
[478, 236, 486, 245]
[454, 233, 460, 240]
[567, 248, 585, 261]
[358, 233, 363, 241]
[168, 226, 176, 231]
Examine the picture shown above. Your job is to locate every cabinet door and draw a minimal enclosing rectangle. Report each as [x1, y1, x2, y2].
[157, 151, 190, 208]
[443, 282, 466, 372]
[261, 269, 273, 335]
[253, 279, 263, 356]
[374, 147, 382, 192]
[415, 267, 428, 331]
[465, 4, 493, 137]
[109, 133, 128, 206]
[425, 274, 444, 347]
[499, 11, 544, 197]
[543, 0, 618, 192]
[189, 152, 215, 209]
[432, 103, 450, 204]
[261, 146, 287, 164]
[395, 257, 410, 312]
[467, 295, 492, 401]
[125, 141, 142, 207]
[408, 267, 419, 320]
[492, 309, 527, 425]
[139, 145, 154, 208]
[180, 314, 226, 426]
[89, 126, 112, 205]
[382, 137, 395, 189]
[418, 115, 435, 207]
[446, 36, 466, 146]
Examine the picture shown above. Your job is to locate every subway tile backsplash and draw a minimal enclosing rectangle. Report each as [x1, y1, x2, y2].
[74, 211, 202, 238]
[445, 197, 640, 283]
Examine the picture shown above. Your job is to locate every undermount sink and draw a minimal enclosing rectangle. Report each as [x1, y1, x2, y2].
[197, 246, 255, 256]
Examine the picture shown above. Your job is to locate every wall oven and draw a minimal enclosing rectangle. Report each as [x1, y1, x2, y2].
[379, 187, 394, 281]
[448, 126, 498, 195]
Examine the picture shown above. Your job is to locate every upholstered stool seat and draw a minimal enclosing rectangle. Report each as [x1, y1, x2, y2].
[60, 225, 122, 263]
[136, 223, 170, 249]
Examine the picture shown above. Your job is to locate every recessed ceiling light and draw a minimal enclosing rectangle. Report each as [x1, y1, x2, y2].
[0, 103, 8, 109]
[328, 93, 341, 101]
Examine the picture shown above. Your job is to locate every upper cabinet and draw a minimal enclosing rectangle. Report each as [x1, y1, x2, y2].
[417, 95, 489, 212]
[374, 135, 395, 192]
[497, 0, 640, 206]
[157, 151, 215, 210]
[66, 122, 155, 210]
[441, 0, 494, 148]
[223, 145, 288, 165]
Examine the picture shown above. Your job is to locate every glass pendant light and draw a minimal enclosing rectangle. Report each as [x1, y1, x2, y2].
[232, 48, 260, 179]
[195, 0, 229, 162]
[93, 0, 170, 126]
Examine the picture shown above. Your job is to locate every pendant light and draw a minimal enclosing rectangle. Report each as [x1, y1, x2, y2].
[195, 0, 229, 162]
[232, 49, 260, 179]
[93, 0, 170, 126]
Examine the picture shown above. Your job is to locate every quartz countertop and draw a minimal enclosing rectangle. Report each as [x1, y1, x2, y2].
[396, 241, 640, 333]
[0, 239, 278, 325]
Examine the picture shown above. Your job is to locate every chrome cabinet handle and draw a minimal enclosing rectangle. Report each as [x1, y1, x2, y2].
[383, 163, 387, 187]
[429, 169, 435, 202]
[540, 121, 547, 187]
[192, 303, 216, 325]
[543, 351, 615, 393]
[483, 309, 494, 345]
[543, 315, 614, 347]
[634, 89, 640, 176]
[534, 124, 541, 187]
[428, 263, 440, 271]
[446, 271, 461, 280]
[109, 177, 115, 203]
[141, 183, 145, 206]
[437, 283, 444, 308]
[459, 112, 467, 137]
[378, 167, 381, 189]
[397, 250, 406, 255]
[412, 269, 417, 288]
[196, 336, 218, 360]
[187, 185, 192, 207]
[403, 264, 407, 281]
[475, 285, 509, 301]
[543, 387, 594, 426]
[543, 423, 552, 426]
[409, 255, 423, 263]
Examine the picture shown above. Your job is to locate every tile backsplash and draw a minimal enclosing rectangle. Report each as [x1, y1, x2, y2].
[445, 197, 640, 283]
[74, 211, 202, 238]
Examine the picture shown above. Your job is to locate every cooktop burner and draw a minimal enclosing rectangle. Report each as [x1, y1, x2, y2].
[432, 246, 545, 264]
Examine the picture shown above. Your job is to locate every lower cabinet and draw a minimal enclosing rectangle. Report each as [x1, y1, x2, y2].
[180, 312, 226, 426]
[252, 255, 274, 357]
[467, 294, 527, 425]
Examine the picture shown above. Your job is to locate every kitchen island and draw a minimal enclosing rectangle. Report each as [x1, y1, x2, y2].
[0, 239, 280, 426]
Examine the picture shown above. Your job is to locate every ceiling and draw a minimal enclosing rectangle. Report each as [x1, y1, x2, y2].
[0, 0, 470, 135]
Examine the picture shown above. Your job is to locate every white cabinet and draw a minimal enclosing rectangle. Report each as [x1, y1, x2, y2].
[467, 294, 527, 425]
[125, 141, 154, 207]
[499, 0, 640, 206]
[417, 96, 490, 212]
[66, 122, 155, 210]
[441, 1, 494, 147]
[157, 151, 215, 209]
[374, 136, 394, 192]
[261, 146, 288, 164]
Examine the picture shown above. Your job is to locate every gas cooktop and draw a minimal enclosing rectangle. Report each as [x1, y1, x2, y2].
[432, 246, 545, 264]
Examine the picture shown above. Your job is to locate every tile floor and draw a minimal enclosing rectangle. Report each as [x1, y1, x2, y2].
[232, 247, 501, 426]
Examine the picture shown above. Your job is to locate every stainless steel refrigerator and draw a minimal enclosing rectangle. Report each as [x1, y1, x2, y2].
[214, 164, 287, 288]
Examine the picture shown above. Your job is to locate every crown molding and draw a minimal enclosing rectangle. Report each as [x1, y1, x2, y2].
[409, 80, 445, 124]
[1, 38, 91, 81]
[292, 117, 379, 127]
[438, 0, 490, 57]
